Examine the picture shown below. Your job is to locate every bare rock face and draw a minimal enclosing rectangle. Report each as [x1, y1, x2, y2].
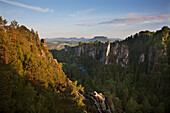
[41, 39, 47, 47]
[75, 45, 97, 58]
[74, 42, 129, 67]
[54, 59, 58, 64]
[148, 43, 163, 73]
[109, 42, 129, 67]
[101, 42, 111, 64]
[84, 91, 115, 113]
[75, 45, 87, 56]
[138, 53, 145, 64]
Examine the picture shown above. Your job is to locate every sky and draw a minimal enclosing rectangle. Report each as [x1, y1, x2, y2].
[0, 0, 170, 39]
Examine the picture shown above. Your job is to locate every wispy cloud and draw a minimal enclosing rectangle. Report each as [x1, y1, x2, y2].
[75, 14, 170, 27]
[68, 9, 115, 21]
[75, 23, 98, 26]
[98, 15, 170, 25]
[0, 0, 53, 12]
[68, 8, 95, 17]
[127, 12, 158, 17]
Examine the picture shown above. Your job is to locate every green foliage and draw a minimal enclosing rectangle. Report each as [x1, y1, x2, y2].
[0, 16, 85, 113]
[51, 26, 170, 113]
[125, 97, 140, 113]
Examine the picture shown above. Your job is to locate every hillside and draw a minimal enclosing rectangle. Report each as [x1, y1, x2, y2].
[46, 37, 121, 50]
[50, 26, 170, 113]
[47, 41, 79, 50]
[0, 17, 85, 113]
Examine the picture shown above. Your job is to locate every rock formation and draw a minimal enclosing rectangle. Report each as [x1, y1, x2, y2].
[84, 91, 115, 113]
[138, 53, 145, 64]
[109, 42, 129, 67]
[41, 39, 47, 47]
[74, 41, 129, 67]
[148, 43, 164, 73]
[91, 36, 109, 41]
[54, 59, 58, 64]
[75, 44, 97, 58]
[101, 41, 111, 64]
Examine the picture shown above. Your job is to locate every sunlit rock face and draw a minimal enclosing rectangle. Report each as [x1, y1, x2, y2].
[84, 91, 115, 113]
[101, 41, 110, 65]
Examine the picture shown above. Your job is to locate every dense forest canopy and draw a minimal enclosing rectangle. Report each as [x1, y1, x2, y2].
[50, 26, 170, 113]
[0, 16, 85, 113]
[0, 16, 170, 113]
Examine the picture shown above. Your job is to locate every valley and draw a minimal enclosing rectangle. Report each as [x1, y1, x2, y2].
[1, 0, 169, 112]
[50, 26, 170, 113]
[0, 16, 169, 113]
[46, 36, 121, 50]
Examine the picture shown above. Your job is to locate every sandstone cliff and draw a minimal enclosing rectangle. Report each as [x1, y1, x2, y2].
[84, 91, 115, 113]
[73, 41, 129, 67]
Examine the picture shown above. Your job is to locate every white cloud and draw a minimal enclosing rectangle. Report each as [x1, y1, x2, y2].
[68, 8, 95, 17]
[127, 12, 158, 17]
[75, 23, 98, 26]
[68, 9, 116, 21]
[75, 14, 170, 27]
[0, 0, 53, 12]
[98, 14, 170, 25]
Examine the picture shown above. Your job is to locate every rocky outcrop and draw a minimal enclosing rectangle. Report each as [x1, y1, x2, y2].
[54, 59, 58, 64]
[91, 36, 109, 42]
[148, 43, 163, 73]
[75, 44, 97, 58]
[41, 39, 47, 47]
[84, 91, 115, 113]
[74, 42, 129, 67]
[40, 39, 48, 57]
[101, 41, 110, 64]
[109, 42, 129, 67]
[138, 53, 145, 64]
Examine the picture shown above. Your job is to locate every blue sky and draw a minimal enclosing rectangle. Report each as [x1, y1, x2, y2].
[0, 0, 170, 39]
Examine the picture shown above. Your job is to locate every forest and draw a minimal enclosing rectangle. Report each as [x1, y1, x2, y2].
[50, 26, 170, 113]
[0, 16, 85, 113]
[0, 16, 170, 113]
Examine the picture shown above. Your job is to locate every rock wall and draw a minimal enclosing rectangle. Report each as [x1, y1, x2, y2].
[138, 53, 145, 64]
[109, 42, 129, 67]
[148, 43, 164, 73]
[75, 44, 97, 58]
[84, 91, 115, 113]
[74, 42, 129, 67]
[101, 41, 111, 65]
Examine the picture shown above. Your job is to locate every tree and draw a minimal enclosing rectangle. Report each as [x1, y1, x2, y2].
[10, 20, 19, 29]
[89, 41, 93, 45]
[79, 41, 83, 45]
[94, 40, 99, 44]
[125, 97, 140, 113]
[142, 97, 152, 113]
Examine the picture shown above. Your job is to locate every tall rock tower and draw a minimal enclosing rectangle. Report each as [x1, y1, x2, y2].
[101, 41, 111, 64]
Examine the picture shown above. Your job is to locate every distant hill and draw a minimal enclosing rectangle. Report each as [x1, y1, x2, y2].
[46, 36, 122, 50]
[90, 36, 122, 42]
[46, 37, 122, 42]
[50, 26, 170, 113]
[46, 37, 88, 42]
[90, 36, 109, 41]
